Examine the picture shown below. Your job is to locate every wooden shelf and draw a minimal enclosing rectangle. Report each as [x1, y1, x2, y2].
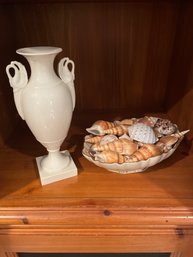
[0, 0, 193, 255]
[0, 114, 193, 254]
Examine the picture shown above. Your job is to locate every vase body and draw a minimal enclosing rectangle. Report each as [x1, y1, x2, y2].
[6, 46, 77, 185]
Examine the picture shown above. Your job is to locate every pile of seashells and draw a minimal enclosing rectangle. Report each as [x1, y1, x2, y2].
[82, 116, 189, 173]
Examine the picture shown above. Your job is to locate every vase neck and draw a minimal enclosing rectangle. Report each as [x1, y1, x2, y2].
[25, 54, 59, 86]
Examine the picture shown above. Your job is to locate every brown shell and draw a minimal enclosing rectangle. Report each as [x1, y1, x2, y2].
[95, 120, 115, 129]
[85, 135, 103, 144]
[86, 120, 116, 135]
[158, 135, 178, 146]
[92, 138, 138, 155]
[119, 119, 135, 126]
[155, 130, 190, 152]
[94, 150, 125, 164]
[126, 144, 163, 162]
[138, 116, 158, 127]
[103, 125, 128, 136]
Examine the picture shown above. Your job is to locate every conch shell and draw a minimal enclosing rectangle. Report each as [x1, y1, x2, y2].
[86, 120, 115, 135]
[85, 135, 103, 144]
[94, 150, 125, 164]
[126, 144, 162, 162]
[92, 138, 138, 155]
[103, 125, 128, 136]
[128, 123, 158, 144]
[156, 130, 189, 152]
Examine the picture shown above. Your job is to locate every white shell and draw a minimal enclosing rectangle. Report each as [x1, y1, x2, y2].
[100, 135, 118, 145]
[86, 124, 104, 135]
[128, 123, 157, 144]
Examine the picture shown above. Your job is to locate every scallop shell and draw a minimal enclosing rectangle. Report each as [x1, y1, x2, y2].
[92, 138, 138, 155]
[103, 125, 128, 136]
[86, 120, 115, 135]
[128, 123, 158, 144]
[94, 150, 125, 164]
[138, 116, 158, 127]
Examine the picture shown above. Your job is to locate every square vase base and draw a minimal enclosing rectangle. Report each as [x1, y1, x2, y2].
[36, 150, 77, 186]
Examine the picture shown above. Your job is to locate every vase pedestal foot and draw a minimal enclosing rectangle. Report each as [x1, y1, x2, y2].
[36, 150, 77, 186]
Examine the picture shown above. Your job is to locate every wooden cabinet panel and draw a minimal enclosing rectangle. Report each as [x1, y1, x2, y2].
[0, 1, 193, 255]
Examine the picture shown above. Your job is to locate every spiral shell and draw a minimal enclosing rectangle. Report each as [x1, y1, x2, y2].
[128, 123, 158, 144]
[126, 144, 162, 162]
[94, 150, 125, 164]
[86, 120, 115, 135]
[92, 138, 138, 155]
[156, 130, 190, 152]
[85, 135, 103, 144]
[103, 125, 128, 136]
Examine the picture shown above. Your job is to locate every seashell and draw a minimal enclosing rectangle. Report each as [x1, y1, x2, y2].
[172, 130, 190, 138]
[92, 138, 138, 155]
[103, 125, 128, 136]
[86, 120, 115, 135]
[119, 134, 132, 140]
[156, 135, 178, 152]
[153, 128, 162, 138]
[154, 118, 177, 135]
[128, 123, 158, 144]
[138, 116, 158, 127]
[158, 135, 179, 146]
[85, 135, 103, 144]
[100, 134, 118, 145]
[94, 150, 125, 164]
[125, 144, 163, 162]
[120, 118, 135, 126]
[156, 130, 190, 152]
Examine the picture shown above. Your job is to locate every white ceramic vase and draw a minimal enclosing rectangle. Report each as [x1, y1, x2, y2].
[6, 46, 77, 185]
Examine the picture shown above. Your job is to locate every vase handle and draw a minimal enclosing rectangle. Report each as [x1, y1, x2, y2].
[6, 61, 28, 120]
[6, 61, 28, 92]
[58, 57, 75, 110]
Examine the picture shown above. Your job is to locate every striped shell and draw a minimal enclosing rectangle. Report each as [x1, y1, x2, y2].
[125, 144, 163, 162]
[128, 123, 158, 144]
[103, 125, 128, 136]
[85, 135, 103, 144]
[86, 120, 116, 135]
[94, 150, 125, 164]
[92, 138, 138, 155]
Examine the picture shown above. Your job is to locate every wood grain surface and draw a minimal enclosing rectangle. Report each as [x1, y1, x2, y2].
[0, 116, 193, 253]
[166, 1, 193, 143]
[0, 1, 193, 254]
[0, 0, 183, 145]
